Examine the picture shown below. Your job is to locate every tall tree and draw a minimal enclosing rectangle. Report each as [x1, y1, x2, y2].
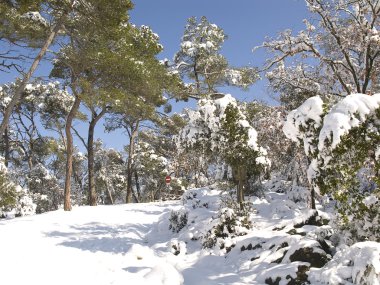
[51, 0, 134, 210]
[175, 16, 258, 99]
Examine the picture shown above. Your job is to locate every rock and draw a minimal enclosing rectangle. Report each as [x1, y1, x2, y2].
[265, 276, 281, 285]
[289, 247, 330, 268]
[294, 211, 329, 228]
[285, 265, 310, 285]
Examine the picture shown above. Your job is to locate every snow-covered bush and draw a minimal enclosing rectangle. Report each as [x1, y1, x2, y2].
[284, 94, 380, 242]
[203, 206, 252, 252]
[202, 195, 253, 251]
[168, 239, 187, 256]
[181, 190, 209, 209]
[168, 209, 188, 233]
[0, 156, 37, 218]
[14, 187, 36, 217]
[28, 163, 62, 213]
[0, 158, 17, 217]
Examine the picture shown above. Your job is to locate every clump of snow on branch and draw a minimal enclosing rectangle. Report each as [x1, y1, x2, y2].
[283, 96, 324, 156]
[0, 81, 73, 113]
[283, 93, 380, 179]
[318, 94, 380, 151]
[21, 11, 48, 27]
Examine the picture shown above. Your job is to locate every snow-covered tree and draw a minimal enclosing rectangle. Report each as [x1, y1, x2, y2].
[177, 94, 270, 206]
[28, 163, 62, 213]
[0, 80, 74, 203]
[244, 102, 310, 201]
[284, 93, 380, 241]
[175, 16, 258, 98]
[260, 0, 380, 109]
[133, 141, 169, 202]
[0, 157, 17, 215]
[0, 0, 77, 135]
[94, 144, 126, 205]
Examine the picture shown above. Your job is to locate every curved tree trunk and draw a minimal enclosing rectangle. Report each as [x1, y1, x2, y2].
[87, 108, 107, 206]
[64, 96, 81, 211]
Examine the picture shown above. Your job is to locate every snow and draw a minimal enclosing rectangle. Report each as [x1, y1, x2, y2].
[310, 242, 380, 285]
[22, 11, 48, 26]
[318, 93, 380, 151]
[283, 96, 324, 156]
[0, 202, 184, 285]
[1, 187, 379, 285]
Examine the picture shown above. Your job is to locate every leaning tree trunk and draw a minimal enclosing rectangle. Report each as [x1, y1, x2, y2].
[0, 20, 65, 136]
[87, 108, 107, 206]
[64, 96, 81, 211]
[3, 126, 10, 167]
[126, 121, 139, 203]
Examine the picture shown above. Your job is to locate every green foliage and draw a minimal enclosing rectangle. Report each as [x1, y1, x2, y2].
[221, 104, 267, 178]
[0, 0, 50, 47]
[0, 170, 17, 211]
[315, 115, 380, 242]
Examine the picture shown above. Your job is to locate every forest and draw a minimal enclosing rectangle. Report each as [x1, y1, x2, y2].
[0, 1, 379, 285]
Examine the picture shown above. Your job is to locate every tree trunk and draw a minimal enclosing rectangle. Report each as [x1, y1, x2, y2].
[134, 170, 141, 202]
[105, 183, 114, 205]
[237, 165, 246, 209]
[306, 158, 316, 210]
[3, 126, 10, 167]
[87, 108, 107, 206]
[0, 20, 64, 136]
[126, 121, 139, 203]
[310, 185, 316, 210]
[64, 96, 81, 211]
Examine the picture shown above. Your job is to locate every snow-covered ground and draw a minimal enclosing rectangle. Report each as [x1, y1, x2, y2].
[0, 187, 379, 285]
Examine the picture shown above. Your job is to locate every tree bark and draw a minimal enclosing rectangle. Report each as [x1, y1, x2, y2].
[237, 165, 246, 209]
[310, 185, 316, 210]
[64, 95, 81, 211]
[134, 170, 141, 202]
[126, 121, 139, 203]
[3, 126, 10, 167]
[105, 183, 114, 205]
[0, 20, 64, 136]
[87, 108, 107, 206]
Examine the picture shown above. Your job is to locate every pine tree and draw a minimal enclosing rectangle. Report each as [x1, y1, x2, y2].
[175, 16, 258, 99]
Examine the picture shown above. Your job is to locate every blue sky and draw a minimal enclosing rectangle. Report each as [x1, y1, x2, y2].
[1, 0, 310, 151]
[129, 0, 309, 105]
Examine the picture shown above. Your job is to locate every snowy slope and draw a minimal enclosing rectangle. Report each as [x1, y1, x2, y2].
[0, 202, 184, 285]
[0, 188, 379, 285]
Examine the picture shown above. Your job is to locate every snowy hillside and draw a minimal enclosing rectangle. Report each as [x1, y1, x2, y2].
[1, 187, 379, 285]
